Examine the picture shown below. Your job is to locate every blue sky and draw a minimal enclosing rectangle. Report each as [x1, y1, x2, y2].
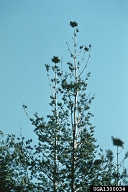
[0, 0, 128, 167]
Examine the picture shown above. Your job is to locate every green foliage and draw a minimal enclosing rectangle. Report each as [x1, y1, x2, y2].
[0, 133, 36, 191]
[25, 21, 127, 191]
[111, 136, 128, 185]
[0, 21, 128, 191]
[31, 21, 98, 191]
[70, 21, 78, 28]
[111, 136, 124, 148]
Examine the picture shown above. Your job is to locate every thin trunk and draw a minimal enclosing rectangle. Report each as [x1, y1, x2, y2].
[53, 136, 57, 192]
[54, 65, 58, 192]
[116, 146, 119, 186]
[71, 28, 78, 192]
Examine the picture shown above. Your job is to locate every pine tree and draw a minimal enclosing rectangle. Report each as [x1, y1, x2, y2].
[0, 21, 128, 192]
[25, 21, 106, 191]
[0, 131, 35, 191]
[1, 22, 128, 192]
[22, 21, 128, 191]
[111, 136, 128, 186]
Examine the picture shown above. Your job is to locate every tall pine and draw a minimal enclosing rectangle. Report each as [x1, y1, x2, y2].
[24, 21, 128, 191]
[28, 21, 100, 191]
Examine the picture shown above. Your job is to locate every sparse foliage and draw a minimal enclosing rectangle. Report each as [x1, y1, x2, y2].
[23, 21, 128, 191]
[0, 21, 128, 191]
[111, 136, 128, 186]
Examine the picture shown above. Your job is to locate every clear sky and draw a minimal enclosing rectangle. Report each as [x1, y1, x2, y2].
[0, 0, 128, 168]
